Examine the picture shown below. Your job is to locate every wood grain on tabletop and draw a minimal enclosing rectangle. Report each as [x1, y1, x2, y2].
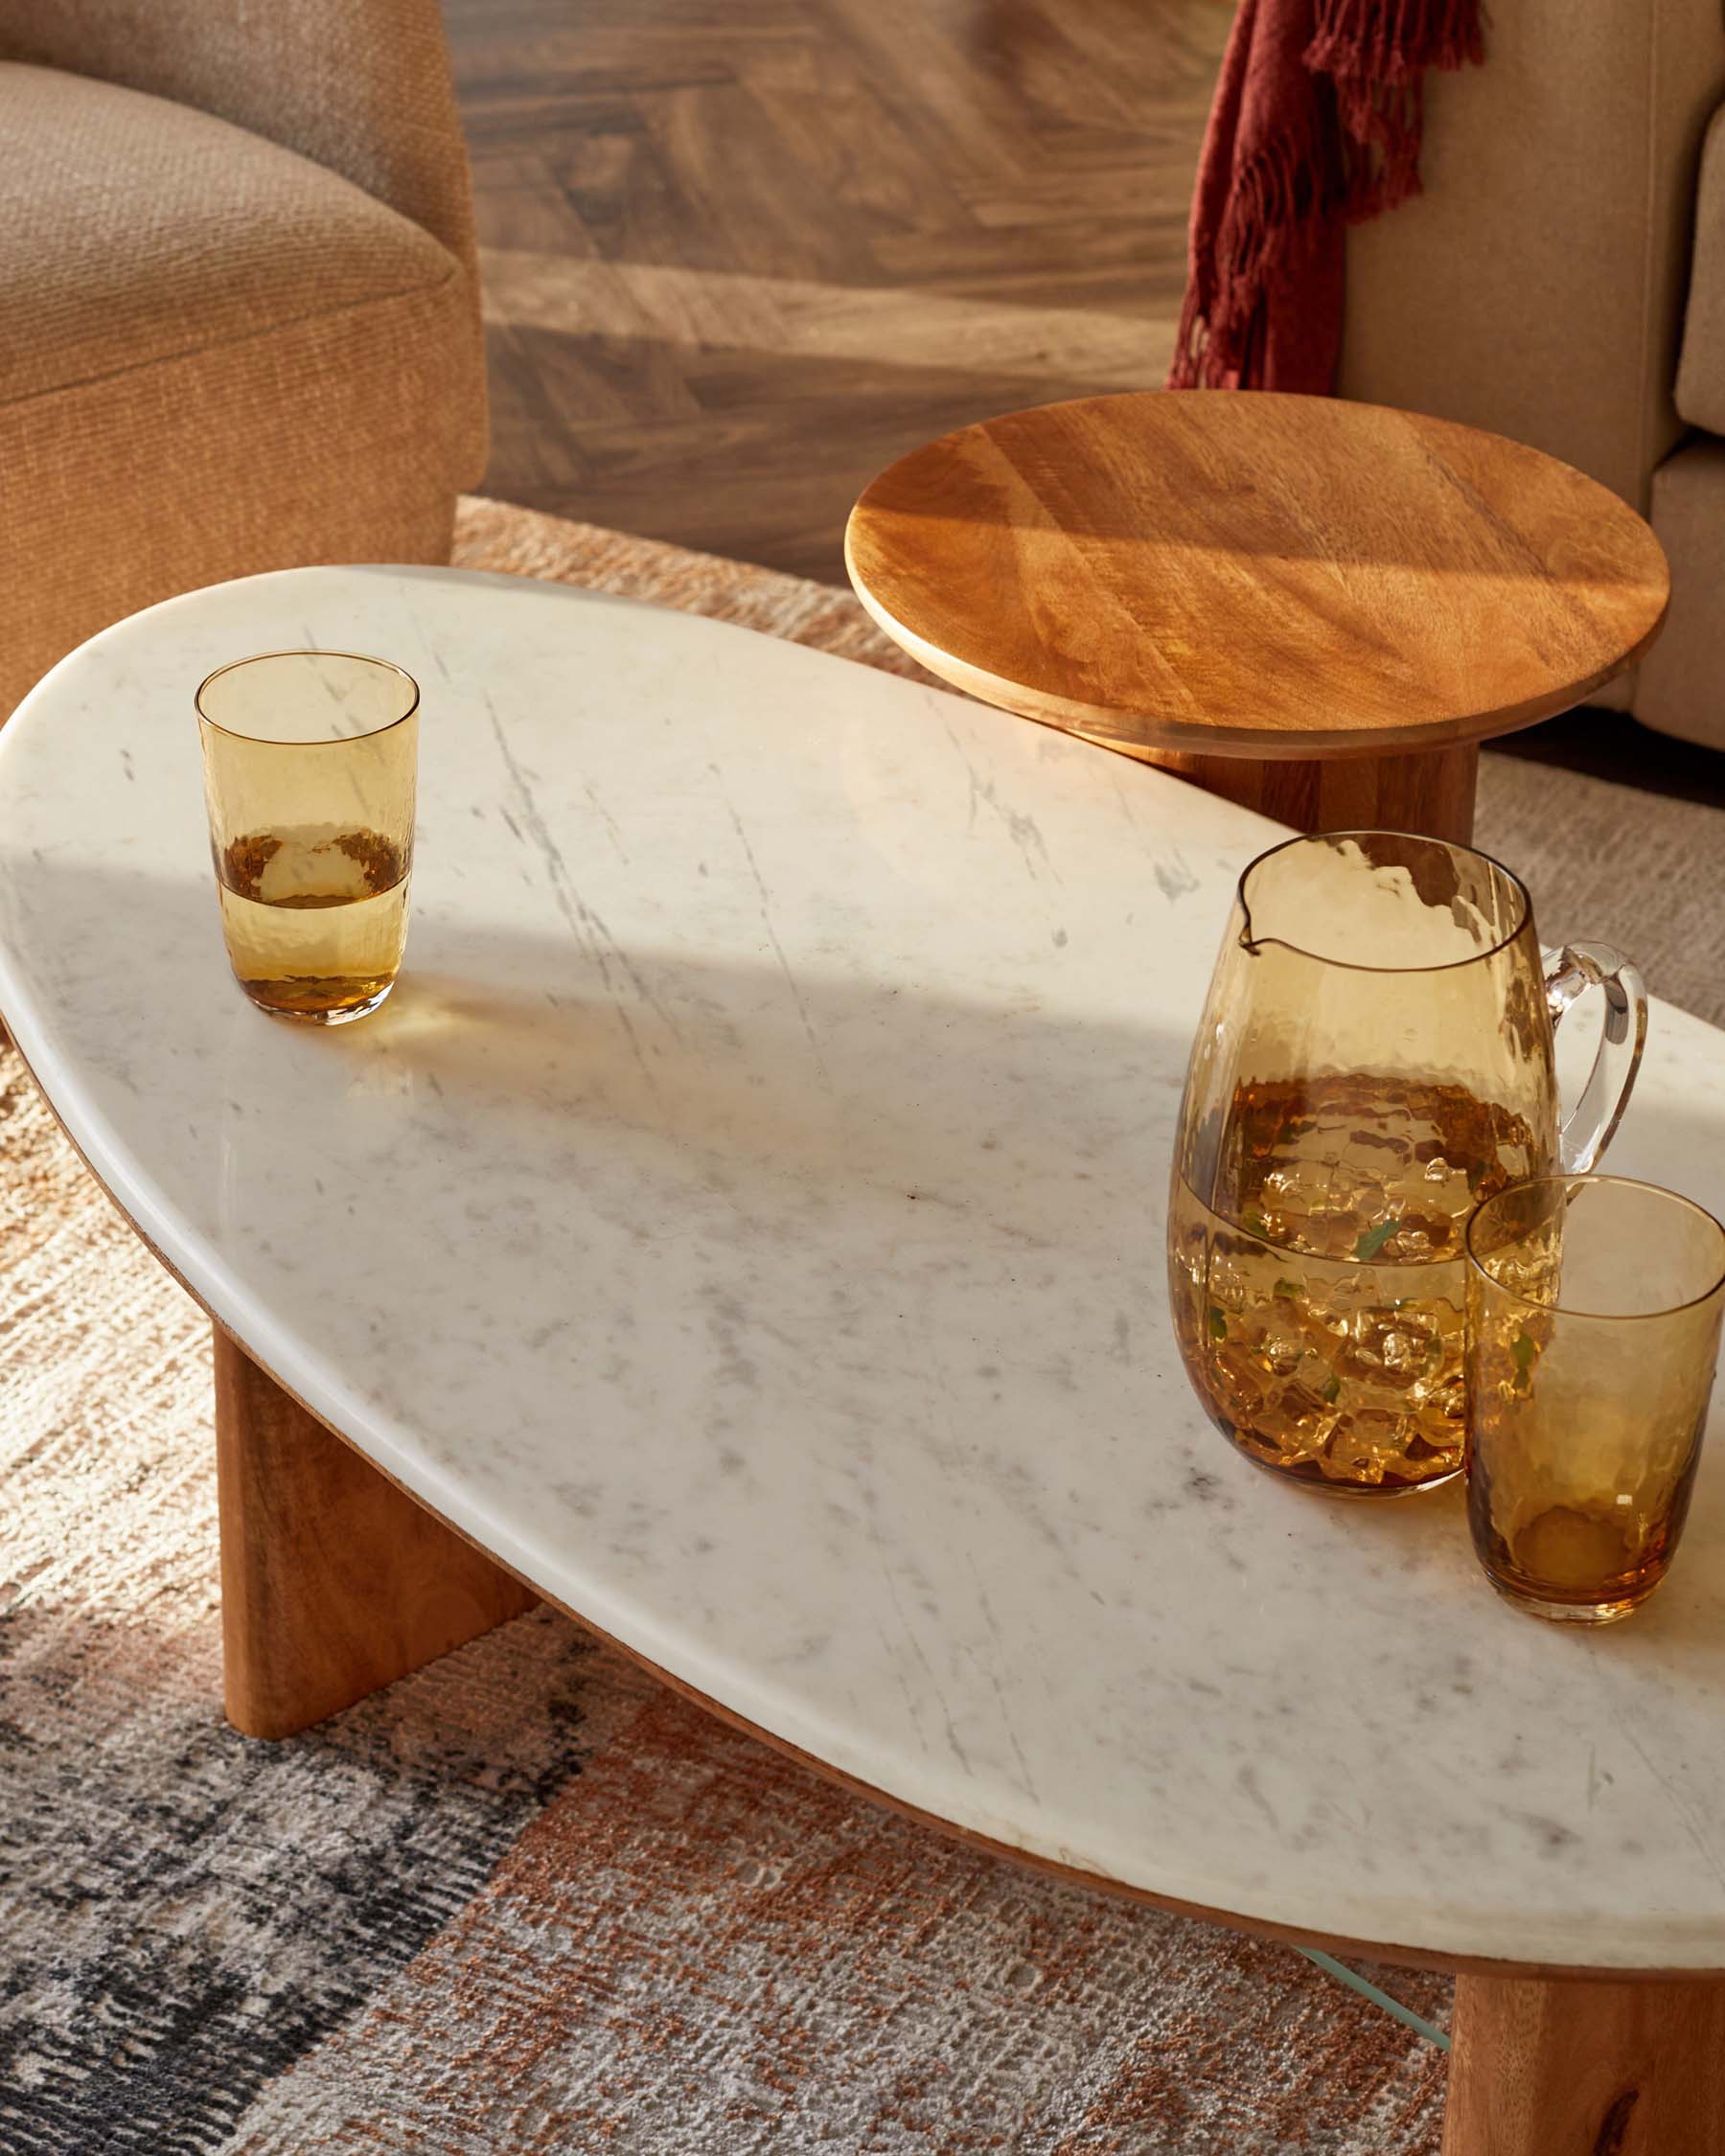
[844, 390, 1671, 762]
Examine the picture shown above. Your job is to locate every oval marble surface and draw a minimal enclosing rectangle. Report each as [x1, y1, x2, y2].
[3, 566, 1725, 1975]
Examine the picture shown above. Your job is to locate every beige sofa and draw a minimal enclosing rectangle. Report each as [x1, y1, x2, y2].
[0, 0, 488, 716]
[1339, 0, 1725, 750]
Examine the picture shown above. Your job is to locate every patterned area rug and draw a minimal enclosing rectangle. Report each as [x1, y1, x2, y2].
[8, 494, 1719, 2154]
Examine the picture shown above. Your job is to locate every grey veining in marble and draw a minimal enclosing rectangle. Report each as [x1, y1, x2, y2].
[4, 566, 1725, 1972]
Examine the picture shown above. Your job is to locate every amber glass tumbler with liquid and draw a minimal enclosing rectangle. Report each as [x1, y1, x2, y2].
[196, 652, 419, 1023]
[1465, 1175, 1725, 1623]
[1169, 832, 1647, 1497]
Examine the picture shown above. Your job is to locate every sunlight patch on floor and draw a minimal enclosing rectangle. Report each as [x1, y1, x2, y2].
[479, 248, 1177, 387]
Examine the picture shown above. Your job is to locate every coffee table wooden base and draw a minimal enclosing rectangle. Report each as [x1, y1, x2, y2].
[214, 1328, 537, 1740]
[1443, 1972, 1725, 2154]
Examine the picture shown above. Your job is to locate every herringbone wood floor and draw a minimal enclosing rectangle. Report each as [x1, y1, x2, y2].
[443, 0, 1230, 583]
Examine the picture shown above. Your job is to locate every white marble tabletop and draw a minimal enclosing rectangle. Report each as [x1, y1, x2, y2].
[4, 565, 1725, 1974]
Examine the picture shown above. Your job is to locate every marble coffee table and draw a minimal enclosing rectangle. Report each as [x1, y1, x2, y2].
[4, 566, 1725, 2152]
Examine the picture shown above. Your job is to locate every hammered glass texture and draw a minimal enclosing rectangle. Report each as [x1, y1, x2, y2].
[1465, 1177, 1725, 1622]
[1168, 832, 1639, 1498]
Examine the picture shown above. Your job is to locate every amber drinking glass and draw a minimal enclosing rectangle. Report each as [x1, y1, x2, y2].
[1465, 1176, 1725, 1621]
[196, 652, 419, 1023]
[1169, 832, 1646, 1497]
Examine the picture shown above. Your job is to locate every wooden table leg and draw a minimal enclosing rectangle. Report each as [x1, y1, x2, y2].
[1140, 741, 1480, 845]
[1442, 1972, 1725, 2154]
[214, 1327, 538, 1739]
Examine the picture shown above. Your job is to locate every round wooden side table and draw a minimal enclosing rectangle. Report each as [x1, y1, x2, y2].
[845, 391, 1671, 842]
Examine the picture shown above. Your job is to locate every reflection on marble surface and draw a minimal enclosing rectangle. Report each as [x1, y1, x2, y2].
[3, 566, 1725, 1971]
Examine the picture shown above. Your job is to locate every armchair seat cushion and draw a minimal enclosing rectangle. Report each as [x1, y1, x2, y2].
[0, 62, 460, 402]
[0, 62, 486, 712]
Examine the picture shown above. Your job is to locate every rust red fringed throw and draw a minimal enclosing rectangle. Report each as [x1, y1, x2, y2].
[1168, 0, 1484, 394]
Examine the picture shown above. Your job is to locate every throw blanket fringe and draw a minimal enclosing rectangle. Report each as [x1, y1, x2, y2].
[1170, 91, 1337, 391]
[1170, 0, 1484, 393]
[1309, 0, 1486, 215]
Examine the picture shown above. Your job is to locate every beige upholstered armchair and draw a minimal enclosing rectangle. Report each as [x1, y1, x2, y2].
[1337, 0, 1725, 751]
[0, 0, 488, 715]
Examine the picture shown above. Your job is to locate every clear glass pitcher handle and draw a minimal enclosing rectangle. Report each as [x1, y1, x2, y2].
[1542, 941, 1649, 1172]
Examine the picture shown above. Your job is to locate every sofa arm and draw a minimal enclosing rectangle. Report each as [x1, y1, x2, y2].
[0, 0, 476, 281]
[1339, 0, 1725, 517]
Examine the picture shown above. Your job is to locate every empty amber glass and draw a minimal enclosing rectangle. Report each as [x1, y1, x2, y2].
[1169, 832, 1646, 1497]
[196, 652, 419, 1024]
[1465, 1176, 1725, 1622]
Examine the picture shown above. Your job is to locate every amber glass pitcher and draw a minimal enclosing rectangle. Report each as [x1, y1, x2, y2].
[1169, 832, 1646, 1497]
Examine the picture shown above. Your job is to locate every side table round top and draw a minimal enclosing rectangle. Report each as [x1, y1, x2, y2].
[4, 567, 1725, 1979]
[845, 390, 1670, 761]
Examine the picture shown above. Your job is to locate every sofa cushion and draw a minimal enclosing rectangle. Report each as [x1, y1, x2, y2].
[0, 61, 459, 404]
[1676, 102, 1725, 433]
[1637, 436, 1725, 747]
